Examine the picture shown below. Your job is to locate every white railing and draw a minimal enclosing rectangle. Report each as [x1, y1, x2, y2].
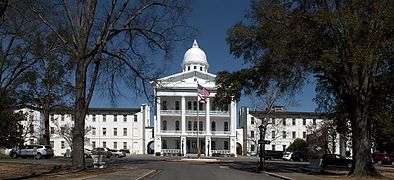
[210, 111, 230, 116]
[185, 130, 206, 135]
[211, 150, 230, 154]
[161, 149, 181, 153]
[161, 130, 182, 134]
[211, 131, 231, 135]
[161, 110, 181, 115]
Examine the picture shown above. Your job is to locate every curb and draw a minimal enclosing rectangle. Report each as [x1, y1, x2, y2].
[135, 169, 159, 180]
[264, 172, 295, 180]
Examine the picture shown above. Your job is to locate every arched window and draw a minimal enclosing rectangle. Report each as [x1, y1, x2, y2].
[175, 121, 180, 131]
[211, 121, 216, 131]
[193, 121, 197, 131]
[163, 120, 167, 130]
[188, 121, 192, 131]
[200, 67, 203, 71]
[224, 121, 229, 131]
[199, 121, 203, 131]
[188, 66, 190, 71]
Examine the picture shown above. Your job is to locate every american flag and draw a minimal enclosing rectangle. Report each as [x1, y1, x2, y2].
[198, 84, 210, 103]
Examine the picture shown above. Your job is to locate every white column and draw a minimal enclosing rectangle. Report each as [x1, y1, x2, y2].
[205, 97, 210, 135]
[230, 98, 236, 136]
[205, 136, 211, 157]
[181, 136, 187, 156]
[156, 97, 161, 133]
[181, 96, 186, 134]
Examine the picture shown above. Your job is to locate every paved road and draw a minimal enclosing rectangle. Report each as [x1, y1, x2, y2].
[110, 156, 280, 180]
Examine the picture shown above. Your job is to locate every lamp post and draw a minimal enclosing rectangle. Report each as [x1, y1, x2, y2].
[258, 124, 264, 171]
[181, 139, 184, 155]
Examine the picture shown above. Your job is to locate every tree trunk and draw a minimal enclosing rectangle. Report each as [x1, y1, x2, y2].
[42, 103, 50, 145]
[347, 95, 380, 177]
[72, 63, 87, 169]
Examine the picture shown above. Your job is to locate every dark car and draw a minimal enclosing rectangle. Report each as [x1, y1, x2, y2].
[321, 154, 352, 168]
[290, 151, 309, 162]
[372, 153, 392, 165]
[264, 150, 284, 160]
[10, 145, 54, 159]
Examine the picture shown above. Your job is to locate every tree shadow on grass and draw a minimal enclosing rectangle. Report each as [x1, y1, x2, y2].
[4, 165, 83, 180]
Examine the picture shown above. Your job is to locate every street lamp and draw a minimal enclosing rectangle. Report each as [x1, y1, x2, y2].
[258, 124, 264, 171]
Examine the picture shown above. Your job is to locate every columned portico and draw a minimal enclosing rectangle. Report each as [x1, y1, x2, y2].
[152, 40, 237, 157]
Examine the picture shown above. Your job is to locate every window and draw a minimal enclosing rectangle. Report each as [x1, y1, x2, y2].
[123, 115, 127, 122]
[194, 66, 196, 69]
[303, 131, 307, 139]
[211, 141, 216, 150]
[123, 128, 127, 136]
[162, 101, 167, 110]
[193, 101, 197, 110]
[211, 121, 216, 131]
[92, 115, 96, 122]
[272, 131, 276, 139]
[50, 141, 54, 148]
[292, 118, 296, 125]
[187, 101, 192, 110]
[193, 121, 197, 131]
[200, 67, 203, 71]
[282, 118, 286, 126]
[251, 145, 255, 151]
[251, 131, 255, 138]
[292, 131, 296, 138]
[188, 121, 192, 131]
[175, 101, 180, 110]
[251, 117, 254, 124]
[92, 141, 96, 148]
[114, 142, 117, 149]
[199, 121, 203, 131]
[92, 127, 96, 135]
[103, 128, 107, 136]
[283, 145, 286, 151]
[134, 114, 138, 122]
[224, 121, 229, 131]
[188, 66, 190, 71]
[199, 102, 203, 111]
[162, 140, 167, 149]
[313, 119, 316, 125]
[61, 141, 65, 149]
[282, 131, 287, 138]
[272, 145, 276, 151]
[103, 115, 106, 122]
[103, 141, 106, 148]
[271, 118, 275, 124]
[60, 127, 65, 135]
[175, 121, 180, 131]
[50, 114, 54, 121]
[303, 119, 306, 125]
[114, 128, 117, 136]
[224, 141, 229, 150]
[114, 115, 117, 122]
[61, 114, 65, 121]
[176, 140, 180, 149]
[29, 114, 34, 121]
[162, 120, 167, 130]
[29, 124, 34, 134]
[50, 127, 54, 134]
[123, 142, 127, 149]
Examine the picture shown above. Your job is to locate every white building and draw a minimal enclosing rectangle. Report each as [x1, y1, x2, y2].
[152, 40, 237, 157]
[17, 105, 153, 156]
[240, 106, 342, 156]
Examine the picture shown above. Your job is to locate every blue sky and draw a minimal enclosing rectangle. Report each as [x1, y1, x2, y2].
[90, 0, 318, 112]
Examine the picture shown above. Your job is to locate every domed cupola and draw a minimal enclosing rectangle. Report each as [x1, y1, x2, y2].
[182, 40, 209, 72]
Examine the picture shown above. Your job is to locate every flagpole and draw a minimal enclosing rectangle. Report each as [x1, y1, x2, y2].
[197, 83, 200, 159]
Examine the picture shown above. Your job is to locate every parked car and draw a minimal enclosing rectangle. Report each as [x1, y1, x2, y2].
[282, 152, 293, 161]
[372, 153, 392, 165]
[290, 150, 309, 162]
[110, 149, 126, 158]
[10, 145, 54, 159]
[389, 154, 394, 165]
[91, 147, 112, 158]
[64, 148, 92, 158]
[321, 154, 352, 168]
[263, 150, 284, 160]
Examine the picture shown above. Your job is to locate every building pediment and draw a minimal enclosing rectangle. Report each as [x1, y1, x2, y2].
[152, 70, 216, 90]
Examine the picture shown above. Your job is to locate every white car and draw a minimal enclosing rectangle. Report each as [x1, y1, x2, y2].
[110, 149, 126, 158]
[282, 152, 293, 161]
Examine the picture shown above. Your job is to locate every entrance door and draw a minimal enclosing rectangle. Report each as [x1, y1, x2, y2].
[187, 140, 198, 153]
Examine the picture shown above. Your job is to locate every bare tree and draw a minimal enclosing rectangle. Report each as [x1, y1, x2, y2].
[32, 0, 192, 168]
[53, 119, 92, 151]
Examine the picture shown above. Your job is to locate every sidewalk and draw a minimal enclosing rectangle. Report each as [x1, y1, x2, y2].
[265, 171, 327, 180]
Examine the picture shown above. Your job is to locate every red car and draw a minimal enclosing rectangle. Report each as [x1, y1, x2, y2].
[372, 153, 392, 165]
